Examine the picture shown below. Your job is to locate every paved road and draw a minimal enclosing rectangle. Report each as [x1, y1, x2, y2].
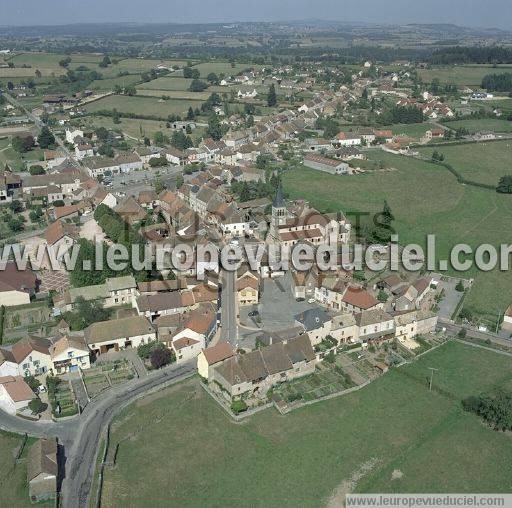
[64, 360, 195, 508]
[438, 318, 512, 349]
[0, 360, 195, 508]
[220, 269, 238, 344]
[4, 92, 72, 157]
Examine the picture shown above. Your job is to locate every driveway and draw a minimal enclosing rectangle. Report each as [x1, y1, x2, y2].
[432, 274, 467, 320]
[69, 376, 89, 411]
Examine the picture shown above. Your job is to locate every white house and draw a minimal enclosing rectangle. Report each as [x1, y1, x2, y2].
[0, 337, 53, 377]
[49, 336, 91, 374]
[65, 129, 84, 144]
[0, 376, 36, 414]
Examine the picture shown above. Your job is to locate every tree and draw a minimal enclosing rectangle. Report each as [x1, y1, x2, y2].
[37, 126, 55, 149]
[183, 67, 200, 79]
[206, 114, 225, 141]
[153, 176, 165, 194]
[59, 57, 71, 68]
[12, 135, 34, 153]
[455, 280, 465, 292]
[99, 55, 111, 68]
[497, 175, 512, 194]
[98, 144, 114, 157]
[377, 290, 389, 303]
[9, 200, 23, 213]
[112, 108, 121, 124]
[25, 375, 41, 391]
[171, 130, 193, 151]
[370, 200, 395, 244]
[29, 165, 45, 175]
[29, 207, 43, 223]
[206, 72, 220, 85]
[153, 131, 169, 146]
[175, 173, 184, 189]
[150, 347, 172, 369]
[432, 151, 444, 162]
[189, 79, 208, 92]
[28, 398, 45, 415]
[137, 341, 164, 359]
[322, 118, 340, 139]
[186, 107, 195, 120]
[62, 296, 112, 331]
[95, 126, 110, 141]
[267, 83, 277, 107]
[8, 217, 24, 232]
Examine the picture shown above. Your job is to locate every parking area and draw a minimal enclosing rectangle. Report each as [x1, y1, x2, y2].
[432, 274, 469, 320]
[239, 272, 319, 332]
[107, 165, 181, 195]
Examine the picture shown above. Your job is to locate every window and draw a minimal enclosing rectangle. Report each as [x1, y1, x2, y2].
[68, 351, 74, 358]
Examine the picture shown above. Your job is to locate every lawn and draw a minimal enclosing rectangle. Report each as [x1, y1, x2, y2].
[0, 432, 53, 508]
[417, 65, 512, 86]
[84, 95, 204, 118]
[99, 342, 512, 508]
[418, 139, 512, 186]
[283, 152, 512, 322]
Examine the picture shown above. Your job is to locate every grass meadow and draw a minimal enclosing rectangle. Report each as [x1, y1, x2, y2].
[84, 95, 204, 117]
[418, 139, 512, 187]
[99, 342, 512, 508]
[283, 150, 512, 321]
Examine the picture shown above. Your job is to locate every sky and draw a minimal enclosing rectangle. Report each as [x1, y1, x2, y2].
[1, 0, 512, 29]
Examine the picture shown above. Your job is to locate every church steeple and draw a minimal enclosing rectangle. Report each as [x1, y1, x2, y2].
[270, 181, 286, 240]
[273, 181, 284, 208]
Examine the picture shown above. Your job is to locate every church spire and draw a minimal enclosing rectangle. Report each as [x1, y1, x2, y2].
[273, 181, 284, 208]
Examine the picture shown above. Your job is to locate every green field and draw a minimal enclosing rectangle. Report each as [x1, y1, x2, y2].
[136, 89, 212, 100]
[284, 151, 512, 322]
[135, 77, 194, 91]
[99, 342, 512, 508]
[378, 123, 433, 139]
[191, 62, 262, 76]
[88, 75, 142, 91]
[84, 95, 204, 118]
[98, 58, 188, 78]
[0, 432, 53, 507]
[443, 118, 512, 134]
[418, 65, 512, 86]
[418, 140, 512, 186]
[86, 116, 171, 139]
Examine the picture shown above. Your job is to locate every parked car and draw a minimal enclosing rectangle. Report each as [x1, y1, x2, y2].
[307, 298, 316, 304]
[248, 310, 259, 317]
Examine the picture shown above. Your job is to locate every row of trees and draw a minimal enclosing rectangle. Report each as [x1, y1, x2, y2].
[462, 391, 512, 432]
[482, 72, 512, 92]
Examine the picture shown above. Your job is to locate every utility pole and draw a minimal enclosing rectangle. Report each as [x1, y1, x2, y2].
[428, 367, 439, 391]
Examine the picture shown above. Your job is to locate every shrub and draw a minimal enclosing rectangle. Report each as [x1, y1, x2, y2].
[150, 347, 172, 369]
[28, 398, 45, 415]
[231, 399, 248, 414]
[137, 340, 165, 359]
[25, 375, 41, 391]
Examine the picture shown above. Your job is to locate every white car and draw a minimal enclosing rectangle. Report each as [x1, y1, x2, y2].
[307, 298, 316, 304]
